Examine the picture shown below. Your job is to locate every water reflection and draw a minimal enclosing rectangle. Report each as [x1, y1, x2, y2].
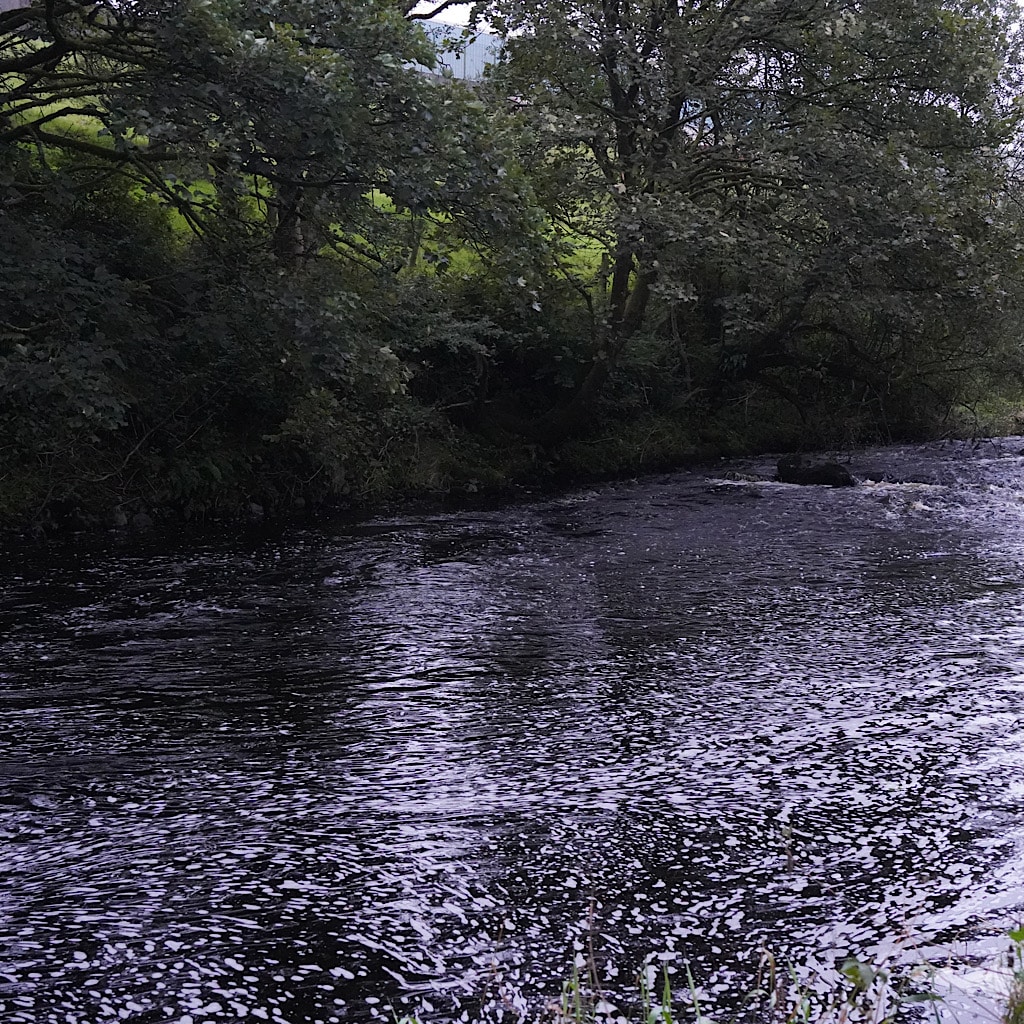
[3, 440, 1024, 1022]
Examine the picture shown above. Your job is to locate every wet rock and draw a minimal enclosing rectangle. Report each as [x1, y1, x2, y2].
[26, 793, 60, 810]
[776, 455, 855, 487]
[247, 502, 265, 520]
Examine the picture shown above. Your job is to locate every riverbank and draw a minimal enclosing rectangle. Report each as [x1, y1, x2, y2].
[6, 397, 1021, 544]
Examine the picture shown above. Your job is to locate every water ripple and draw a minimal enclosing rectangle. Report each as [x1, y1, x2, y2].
[4, 440, 1024, 1021]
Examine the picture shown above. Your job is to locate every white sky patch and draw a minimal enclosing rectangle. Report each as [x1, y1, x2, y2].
[411, 2, 473, 26]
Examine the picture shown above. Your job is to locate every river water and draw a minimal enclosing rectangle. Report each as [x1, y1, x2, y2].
[4, 439, 1024, 1024]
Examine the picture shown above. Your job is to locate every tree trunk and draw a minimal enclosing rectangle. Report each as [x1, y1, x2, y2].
[271, 183, 305, 265]
[534, 263, 656, 443]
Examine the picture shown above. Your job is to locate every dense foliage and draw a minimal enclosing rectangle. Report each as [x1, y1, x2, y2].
[2, 0, 1023, 531]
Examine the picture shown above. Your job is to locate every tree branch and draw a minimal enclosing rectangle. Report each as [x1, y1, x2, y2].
[406, 0, 466, 21]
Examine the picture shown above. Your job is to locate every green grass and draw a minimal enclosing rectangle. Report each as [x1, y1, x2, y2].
[1003, 928, 1024, 1024]
[387, 931, 1024, 1024]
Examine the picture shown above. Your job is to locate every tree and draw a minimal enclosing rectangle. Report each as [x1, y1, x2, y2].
[0, 1, 491, 519]
[482, 0, 1024, 436]
[2, 1, 454, 251]
[0, 0, 548, 523]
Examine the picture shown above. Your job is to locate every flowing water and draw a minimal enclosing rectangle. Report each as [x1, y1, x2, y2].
[4, 439, 1024, 1024]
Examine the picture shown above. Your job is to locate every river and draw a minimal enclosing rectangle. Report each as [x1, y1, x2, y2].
[3, 438, 1024, 1024]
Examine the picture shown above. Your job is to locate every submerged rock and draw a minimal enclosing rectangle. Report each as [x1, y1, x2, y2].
[776, 455, 856, 487]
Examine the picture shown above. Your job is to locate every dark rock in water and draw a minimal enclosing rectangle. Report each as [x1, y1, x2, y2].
[776, 455, 855, 487]
[857, 468, 890, 483]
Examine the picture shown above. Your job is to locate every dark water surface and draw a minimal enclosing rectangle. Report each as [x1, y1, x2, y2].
[4, 439, 1024, 1024]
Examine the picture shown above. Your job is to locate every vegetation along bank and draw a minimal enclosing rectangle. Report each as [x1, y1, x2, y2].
[3, 0, 1024, 534]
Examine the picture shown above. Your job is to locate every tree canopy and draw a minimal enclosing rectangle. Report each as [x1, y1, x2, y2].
[1, 0, 1023, 531]
[482, 0, 1024, 434]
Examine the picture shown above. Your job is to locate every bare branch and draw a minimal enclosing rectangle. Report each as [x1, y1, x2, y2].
[405, 0, 467, 21]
